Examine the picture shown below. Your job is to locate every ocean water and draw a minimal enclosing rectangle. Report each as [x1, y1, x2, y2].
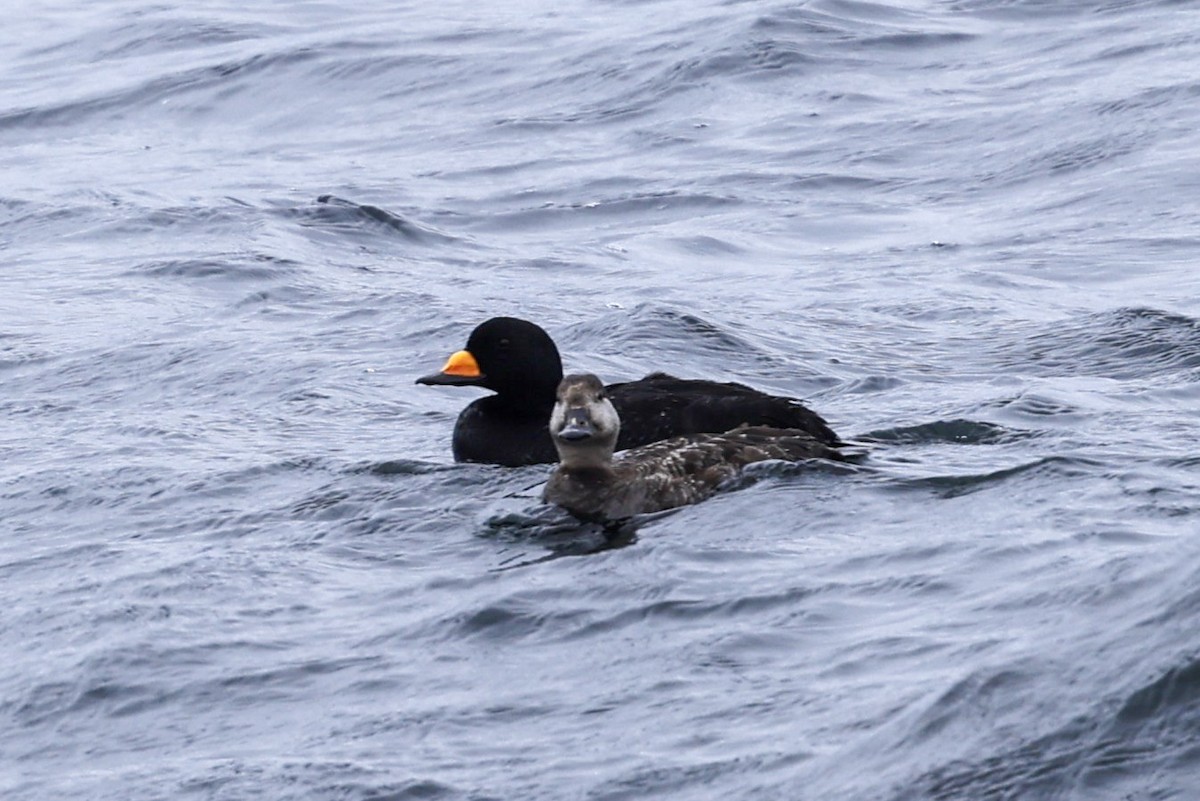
[4, 0, 1200, 798]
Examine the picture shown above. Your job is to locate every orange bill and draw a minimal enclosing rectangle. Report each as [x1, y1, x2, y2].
[440, 349, 481, 378]
[416, 349, 485, 386]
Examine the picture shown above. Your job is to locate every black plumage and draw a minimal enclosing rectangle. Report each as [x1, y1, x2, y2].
[417, 317, 841, 467]
[543, 374, 843, 520]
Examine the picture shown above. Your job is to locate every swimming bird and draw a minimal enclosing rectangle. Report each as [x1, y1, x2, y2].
[416, 317, 841, 467]
[543, 373, 843, 520]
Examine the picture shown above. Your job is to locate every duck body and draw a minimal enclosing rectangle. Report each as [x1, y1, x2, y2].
[449, 394, 556, 467]
[418, 317, 841, 467]
[542, 374, 843, 520]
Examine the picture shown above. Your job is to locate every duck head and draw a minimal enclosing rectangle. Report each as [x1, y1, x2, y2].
[417, 317, 564, 402]
[550, 373, 621, 468]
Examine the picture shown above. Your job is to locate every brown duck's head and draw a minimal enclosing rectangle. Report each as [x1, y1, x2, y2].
[550, 373, 621, 467]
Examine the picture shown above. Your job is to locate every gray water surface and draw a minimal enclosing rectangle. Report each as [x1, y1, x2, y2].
[4, 1, 1200, 799]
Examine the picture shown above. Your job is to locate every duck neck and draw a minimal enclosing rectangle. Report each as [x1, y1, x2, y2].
[554, 442, 617, 474]
[493, 373, 562, 416]
[487, 384, 558, 421]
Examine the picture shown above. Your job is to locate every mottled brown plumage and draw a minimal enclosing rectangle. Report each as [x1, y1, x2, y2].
[544, 374, 843, 520]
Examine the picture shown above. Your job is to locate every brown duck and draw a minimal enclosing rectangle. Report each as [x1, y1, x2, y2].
[543, 373, 844, 520]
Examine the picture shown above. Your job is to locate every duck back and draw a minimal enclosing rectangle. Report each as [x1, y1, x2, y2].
[608, 373, 841, 451]
[545, 425, 841, 520]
